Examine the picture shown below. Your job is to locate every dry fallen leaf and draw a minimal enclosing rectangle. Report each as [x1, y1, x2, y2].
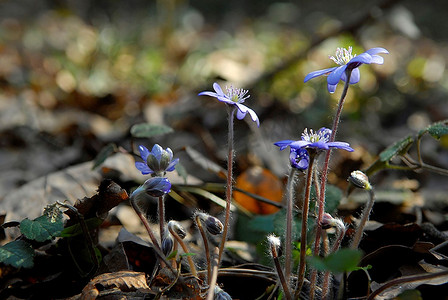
[80, 270, 152, 300]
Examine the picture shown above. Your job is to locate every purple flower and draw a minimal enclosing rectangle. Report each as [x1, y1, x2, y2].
[274, 127, 354, 152]
[130, 177, 172, 199]
[198, 82, 260, 127]
[135, 144, 179, 176]
[304, 47, 389, 93]
[290, 148, 310, 170]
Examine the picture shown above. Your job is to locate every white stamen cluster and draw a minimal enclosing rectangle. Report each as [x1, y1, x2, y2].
[329, 46, 356, 65]
[226, 86, 250, 103]
[301, 128, 330, 143]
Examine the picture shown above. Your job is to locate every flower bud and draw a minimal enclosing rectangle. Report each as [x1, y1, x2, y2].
[161, 234, 174, 256]
[289, 148, 309, 170]
[197, 213, 223, 235]
[320, 213, 345, 232]
[267, 234, 282, 257]
[135, 144, 179, 176]
[321, 213, 336, 230]
[168, 220, 187, 239]
[348, 170, 372, 190]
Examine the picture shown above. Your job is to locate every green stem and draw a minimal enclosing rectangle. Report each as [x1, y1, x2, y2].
[309, 69, 352, 300]
[294, 154, 316, 297]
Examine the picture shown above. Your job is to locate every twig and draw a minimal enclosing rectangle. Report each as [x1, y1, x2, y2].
[367, 270, 448, 300]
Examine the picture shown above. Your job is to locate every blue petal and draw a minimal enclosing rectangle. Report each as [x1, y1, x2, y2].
[348, 53, 372, 65]
[217, 98, 234, 104]
[289, 140, 310, 149]
[304, 67, 337, 82]
[370, 55, 384, 64]
[309, 141, 330, 150]
[166, 158, 179, 172]
[327, 142, 354, 152]
[213, 82, 225, 97]
[341, 68, 360, 84]
[198, 91, 219, 97]
[138, 145, 150, 161]
[327, 65, 347, 85]
[274, 140, 295, 151]
[166, 148, 174, 160]
[350, 68, 360, 84]
[135, 162, 154, 175]
[317, 127, 332, 138]
[327, 83, 338, 93]
[365, 47, 389, 55]
[235, 103, 260, 127]
[151, 144, 164, 161]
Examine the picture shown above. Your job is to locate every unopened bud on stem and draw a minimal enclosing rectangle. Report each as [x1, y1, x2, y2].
[348, 170, 372, 190]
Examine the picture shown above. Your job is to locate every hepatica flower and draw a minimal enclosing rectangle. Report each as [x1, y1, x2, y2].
[199, 82, 260, 127]
[135, 144, 179, 176]
[131, 177, 172, 198]
[274, 127, 354, 152]
[304, 46, 389, 93]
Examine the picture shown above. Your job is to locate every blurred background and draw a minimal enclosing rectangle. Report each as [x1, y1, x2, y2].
[1, 0, 448, 209]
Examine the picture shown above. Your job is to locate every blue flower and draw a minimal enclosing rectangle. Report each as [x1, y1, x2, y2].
[199, 82, 260, 127]
[290, 148, 310, 170]
[143, 177, 171, 197]
[274, 127, 354, 152]
[131, 177, 172, 198]
[304, 47, 389, 93]
[135, 144, 179, 176]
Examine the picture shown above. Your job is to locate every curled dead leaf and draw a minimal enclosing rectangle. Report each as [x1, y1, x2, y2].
[80, 270, 152, 300]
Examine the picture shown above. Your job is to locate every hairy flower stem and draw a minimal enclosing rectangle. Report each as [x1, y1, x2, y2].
[158, 195, 165, 244]
[294, 154, 316, 297]
[351, 188, 375, 249]
[271, 241, 292, 300]
[284, 167, 298, 285]
[322, 219, 346, 299]
[195, 215, 212, 284]
[218, 106, 236, 265]
[130, 196, 162, 252]
[206, 247, 220, 300]
[168, 225, 198, 277]
[309, 69, 352, 300]
[130, 196, 178, 274]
